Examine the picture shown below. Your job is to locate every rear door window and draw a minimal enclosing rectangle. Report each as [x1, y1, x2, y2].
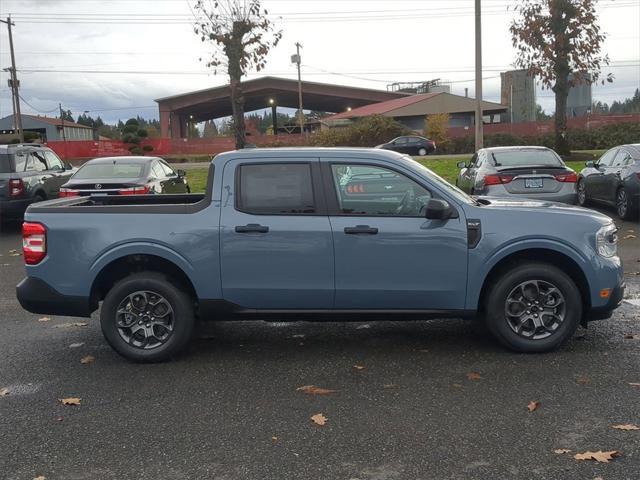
[151, 162, 165, 179]
[25, 152, 48, 172]
[237, 163, 316, 214]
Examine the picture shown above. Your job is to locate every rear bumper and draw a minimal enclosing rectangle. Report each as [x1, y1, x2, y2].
[483, 186, 577, 204]
[16, 276, 92, 318]
[0, 197, 31, 219]
[585, 281, 625, 322]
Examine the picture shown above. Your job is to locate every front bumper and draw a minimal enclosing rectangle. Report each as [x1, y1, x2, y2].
[585, 281, 626, 322]
[16, 276, 92, 318]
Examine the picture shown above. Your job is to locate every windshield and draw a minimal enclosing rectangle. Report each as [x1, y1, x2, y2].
[490, 150, 563, 167]
[0, 153, 12, 173]
[73, 162, 145, 179]
[403, 156, 477, 205]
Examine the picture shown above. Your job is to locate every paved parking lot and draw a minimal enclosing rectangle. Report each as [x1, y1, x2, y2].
[1, 211, 638, 480]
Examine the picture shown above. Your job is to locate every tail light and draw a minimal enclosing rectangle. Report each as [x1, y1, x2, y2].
[59, 187, 80, 197]
[9, 178, 24, 198]
[118, 185, 151, 195]
[484, 174, 513, 186]
[555, 172, 578, 183]
[22, 222, 47, 265]
[346, 184, 365, 193]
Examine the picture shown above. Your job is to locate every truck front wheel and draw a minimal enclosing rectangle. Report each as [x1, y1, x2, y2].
[485, 262, 582, 352]
[100, 272, 195, 362]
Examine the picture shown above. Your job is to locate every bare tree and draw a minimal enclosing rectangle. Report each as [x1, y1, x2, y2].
[194, 0, 282, 149]
[510, 0, 611, 155]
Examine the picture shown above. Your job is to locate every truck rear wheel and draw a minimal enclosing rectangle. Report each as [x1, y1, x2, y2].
[100, 272, 195, 362]
[484, 262, 582, 352]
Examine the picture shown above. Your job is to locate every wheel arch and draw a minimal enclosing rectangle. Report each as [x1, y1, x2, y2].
[89, 252, 198, 311]
[476, 248, 591, 316]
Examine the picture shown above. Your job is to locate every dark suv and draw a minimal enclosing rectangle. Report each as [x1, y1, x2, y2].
[0, 144, 74, 223]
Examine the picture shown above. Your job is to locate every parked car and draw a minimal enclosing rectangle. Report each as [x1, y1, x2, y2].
[0, 143, 74, 223]
[17, 148, 623, 362]
[577, 144, 640, 220]
[59, 156, 189, 197]
[456, 146, 578, 204]
[376, 136, 436, 156]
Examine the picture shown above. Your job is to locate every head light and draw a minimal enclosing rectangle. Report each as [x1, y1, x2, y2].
[596, 223, 618, 258]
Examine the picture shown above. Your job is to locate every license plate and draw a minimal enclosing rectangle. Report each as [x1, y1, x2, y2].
[525, 178, 543, 189]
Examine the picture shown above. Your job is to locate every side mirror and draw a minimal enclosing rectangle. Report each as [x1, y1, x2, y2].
[177, 169, 186, 177]
[456, 161, 466, 169]
[425, 199, 456, 220]
[585, 160, 595, 168]
[65, 162, 73, 170]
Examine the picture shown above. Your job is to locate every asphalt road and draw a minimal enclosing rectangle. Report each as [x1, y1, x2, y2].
[0, 210, 638, 480]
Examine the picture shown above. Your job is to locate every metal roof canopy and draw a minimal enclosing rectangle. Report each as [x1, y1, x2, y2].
[155, 76, 410, 122]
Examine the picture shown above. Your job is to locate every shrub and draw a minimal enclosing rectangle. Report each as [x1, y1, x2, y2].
[142, 144, 154, 152]
[128, 146, 144, 155]
[311, 115, 412, 147]
[425, 113, 450, 148]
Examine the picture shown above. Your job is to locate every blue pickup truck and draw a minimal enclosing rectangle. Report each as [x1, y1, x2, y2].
[17, 148, 624, 362]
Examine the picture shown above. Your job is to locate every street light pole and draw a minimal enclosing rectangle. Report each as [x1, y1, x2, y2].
[474, 0, 483, 151]
[269, 98, 278, 136]
[1, 16, 23, 142]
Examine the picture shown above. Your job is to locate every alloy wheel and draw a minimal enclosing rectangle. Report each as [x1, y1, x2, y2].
[617, 189, 628, 218]
[504, 280, 566, 340]
[115, 290, 175, 349]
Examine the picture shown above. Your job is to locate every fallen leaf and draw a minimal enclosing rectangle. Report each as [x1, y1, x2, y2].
[56, 417, 63, 422]
[356, 324, 370, 329]
[33, 476, 46, 480]
[10, 252, 21, 257]
[291, 334, 305, 339]
[54, 322, 88, 328]
[271, 436, 278, 441]
[554, 448, 571, 454]
[623, 333, 639, 340]
[80, 355, 95, 365]
[576, 375, 591, 384]
[59, 397, 81, 406]
[383, 383, 398, 389]
[311, 413, 327, 426]
[574, 450, 621, 463]
[622, 234, 636, 240]
[466, 372, 482, 381]
[451, 383, 463, 388]
[8, 249, 17, 253]
[38, 317, 51, 322]
[628, 229, 636, 233]
[296, 385, 337, 395]
[69, 342, 85, 348]
[353, 365, 365, 371]
[527, 400, 541, 412]
[611, 424, 639, 431]
[0, 387, 9, 396]
[629, 382, 640, 387]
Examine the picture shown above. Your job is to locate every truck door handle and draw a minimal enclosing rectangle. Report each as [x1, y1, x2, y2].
[344, 225, 378, 235]
[235, 224, 269, 233]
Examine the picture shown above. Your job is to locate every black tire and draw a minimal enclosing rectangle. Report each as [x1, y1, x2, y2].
[484, 262, 582, 353]
[616, 187, 635, 220]
[100, 272, 195, 362]
[576, 179, 589, 207]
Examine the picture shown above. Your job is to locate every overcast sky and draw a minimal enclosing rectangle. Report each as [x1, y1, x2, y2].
[0, 0, 638, 124]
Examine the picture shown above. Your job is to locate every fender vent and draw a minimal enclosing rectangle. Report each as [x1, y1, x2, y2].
[467, 219, 482, 249]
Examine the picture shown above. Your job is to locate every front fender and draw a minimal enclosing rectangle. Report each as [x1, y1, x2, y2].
[466, 237, 595, 310]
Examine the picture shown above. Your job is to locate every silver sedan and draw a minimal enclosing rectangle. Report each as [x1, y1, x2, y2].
[455, 146, 578, 204]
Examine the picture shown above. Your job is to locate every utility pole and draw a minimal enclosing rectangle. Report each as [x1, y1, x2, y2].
[474, 0, 483, 151]
[292, 43, 304, 135]
[1, 16, 24, 142]
[59, 103, 67, 142]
